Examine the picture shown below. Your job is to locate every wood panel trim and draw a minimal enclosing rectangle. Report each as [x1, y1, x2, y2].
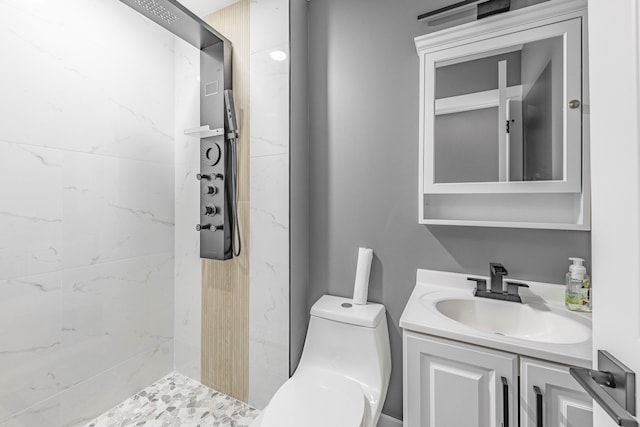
[201, 0, 250, 402]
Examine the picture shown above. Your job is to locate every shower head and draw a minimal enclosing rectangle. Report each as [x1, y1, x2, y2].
[133, 0, 179, 24]
[119, 0, 229, 49]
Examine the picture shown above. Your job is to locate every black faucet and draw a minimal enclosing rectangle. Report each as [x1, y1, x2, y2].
[490, 262, 508, 292]
[467, 262, 530, 303]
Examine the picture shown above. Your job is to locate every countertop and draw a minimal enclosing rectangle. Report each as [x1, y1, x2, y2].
[399, 269, 592, 368]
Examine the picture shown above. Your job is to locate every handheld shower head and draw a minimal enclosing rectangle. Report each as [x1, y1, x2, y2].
[224, 89, 238, 140]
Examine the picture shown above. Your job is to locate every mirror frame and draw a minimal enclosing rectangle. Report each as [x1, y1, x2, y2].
[418, 9, 583, 194]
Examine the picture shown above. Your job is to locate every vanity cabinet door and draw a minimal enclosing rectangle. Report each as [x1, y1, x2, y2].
[403, 332, 518, 427]
[520, 357, 593, 427]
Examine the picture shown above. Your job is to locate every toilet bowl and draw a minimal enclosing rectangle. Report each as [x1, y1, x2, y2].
[251, 294, 392, 427]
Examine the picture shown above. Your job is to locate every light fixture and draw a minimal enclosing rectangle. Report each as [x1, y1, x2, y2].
[269, 50, 287, 61]
[417, 0, 510, 23]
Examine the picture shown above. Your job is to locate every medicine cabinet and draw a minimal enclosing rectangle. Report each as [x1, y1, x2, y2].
[416, 0, 590, 230]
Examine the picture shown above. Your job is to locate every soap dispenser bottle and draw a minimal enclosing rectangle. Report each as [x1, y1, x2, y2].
[565, 257, 591, 312]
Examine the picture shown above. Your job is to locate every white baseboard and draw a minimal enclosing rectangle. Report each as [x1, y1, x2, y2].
[377, 413, 402, 427]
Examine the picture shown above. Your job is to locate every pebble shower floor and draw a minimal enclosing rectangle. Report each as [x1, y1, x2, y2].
[86, 373, 259, 427]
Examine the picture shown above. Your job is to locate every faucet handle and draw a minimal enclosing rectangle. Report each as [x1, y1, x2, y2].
[505, 281, 529, 298]
[467, 277, 487, 292]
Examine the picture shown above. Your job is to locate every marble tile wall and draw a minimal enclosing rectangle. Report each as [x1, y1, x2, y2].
[248, 0, 291, 410]
[173, 37, 203, 383]
[0, 0, 176, 425]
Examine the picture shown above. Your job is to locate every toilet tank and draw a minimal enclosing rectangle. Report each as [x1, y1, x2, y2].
[296, 295, 392, 410]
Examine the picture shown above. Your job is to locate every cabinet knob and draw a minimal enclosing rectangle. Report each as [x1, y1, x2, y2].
[569, 99, 581, 109]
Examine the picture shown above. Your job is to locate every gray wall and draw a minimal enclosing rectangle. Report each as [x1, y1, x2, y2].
[434, 108, 500, 183]
[290, 0, 310, 375]
[307, 0, 591, 420]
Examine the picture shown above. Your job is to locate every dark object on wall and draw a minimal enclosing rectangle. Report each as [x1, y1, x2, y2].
[120, 0, 240, 260]
[417, 0, 511, 22]
[477, 0, 511, 19]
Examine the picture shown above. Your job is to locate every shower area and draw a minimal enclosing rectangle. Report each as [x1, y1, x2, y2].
[0, 0, 306, 425]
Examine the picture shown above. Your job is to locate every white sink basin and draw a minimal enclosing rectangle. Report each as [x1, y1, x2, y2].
[400, 269, 592, 367]
[433, 297, 590, 344]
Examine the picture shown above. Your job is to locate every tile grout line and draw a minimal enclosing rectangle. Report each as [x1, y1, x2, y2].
[0, 138, 177, 166]
[0, 251, 176, 283]
[0, 339, 174, 425]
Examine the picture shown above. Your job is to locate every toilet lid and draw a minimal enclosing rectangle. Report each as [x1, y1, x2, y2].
[261, 373, 366, 427]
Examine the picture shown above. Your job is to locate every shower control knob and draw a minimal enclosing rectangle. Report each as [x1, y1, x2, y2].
[196, 224, 211, 231]
[196, 173, 211, 181]
[205, 144, 222, 165]
[206, 186, 217, 195]
[203, 205, 217, 215]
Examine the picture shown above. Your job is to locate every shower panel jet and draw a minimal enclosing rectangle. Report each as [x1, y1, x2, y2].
[119, 0, 240, 260]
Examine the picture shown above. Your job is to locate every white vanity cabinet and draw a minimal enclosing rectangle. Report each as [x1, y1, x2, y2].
[520, 357, 593, 427]
[400, 270, 594, 427]
[403, 332, 518, 427]
[403, 332, 592, 427]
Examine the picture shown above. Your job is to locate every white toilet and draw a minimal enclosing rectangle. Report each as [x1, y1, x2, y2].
[251, 294, 392, 427]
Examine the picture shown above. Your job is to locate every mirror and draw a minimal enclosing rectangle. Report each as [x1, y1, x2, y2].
[421, 17, 582, 194]
[415, 3, 589, 229]
[434, 36, 564, 184]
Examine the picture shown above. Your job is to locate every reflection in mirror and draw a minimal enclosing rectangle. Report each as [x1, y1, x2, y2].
[435, 108, 499, 183]
[433, 35, 563, 184]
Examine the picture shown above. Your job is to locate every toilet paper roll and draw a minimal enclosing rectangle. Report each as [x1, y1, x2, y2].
[353, 247, 373, 305]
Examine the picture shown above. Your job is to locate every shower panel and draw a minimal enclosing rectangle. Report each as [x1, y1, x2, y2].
[119, 0, 240, 260]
